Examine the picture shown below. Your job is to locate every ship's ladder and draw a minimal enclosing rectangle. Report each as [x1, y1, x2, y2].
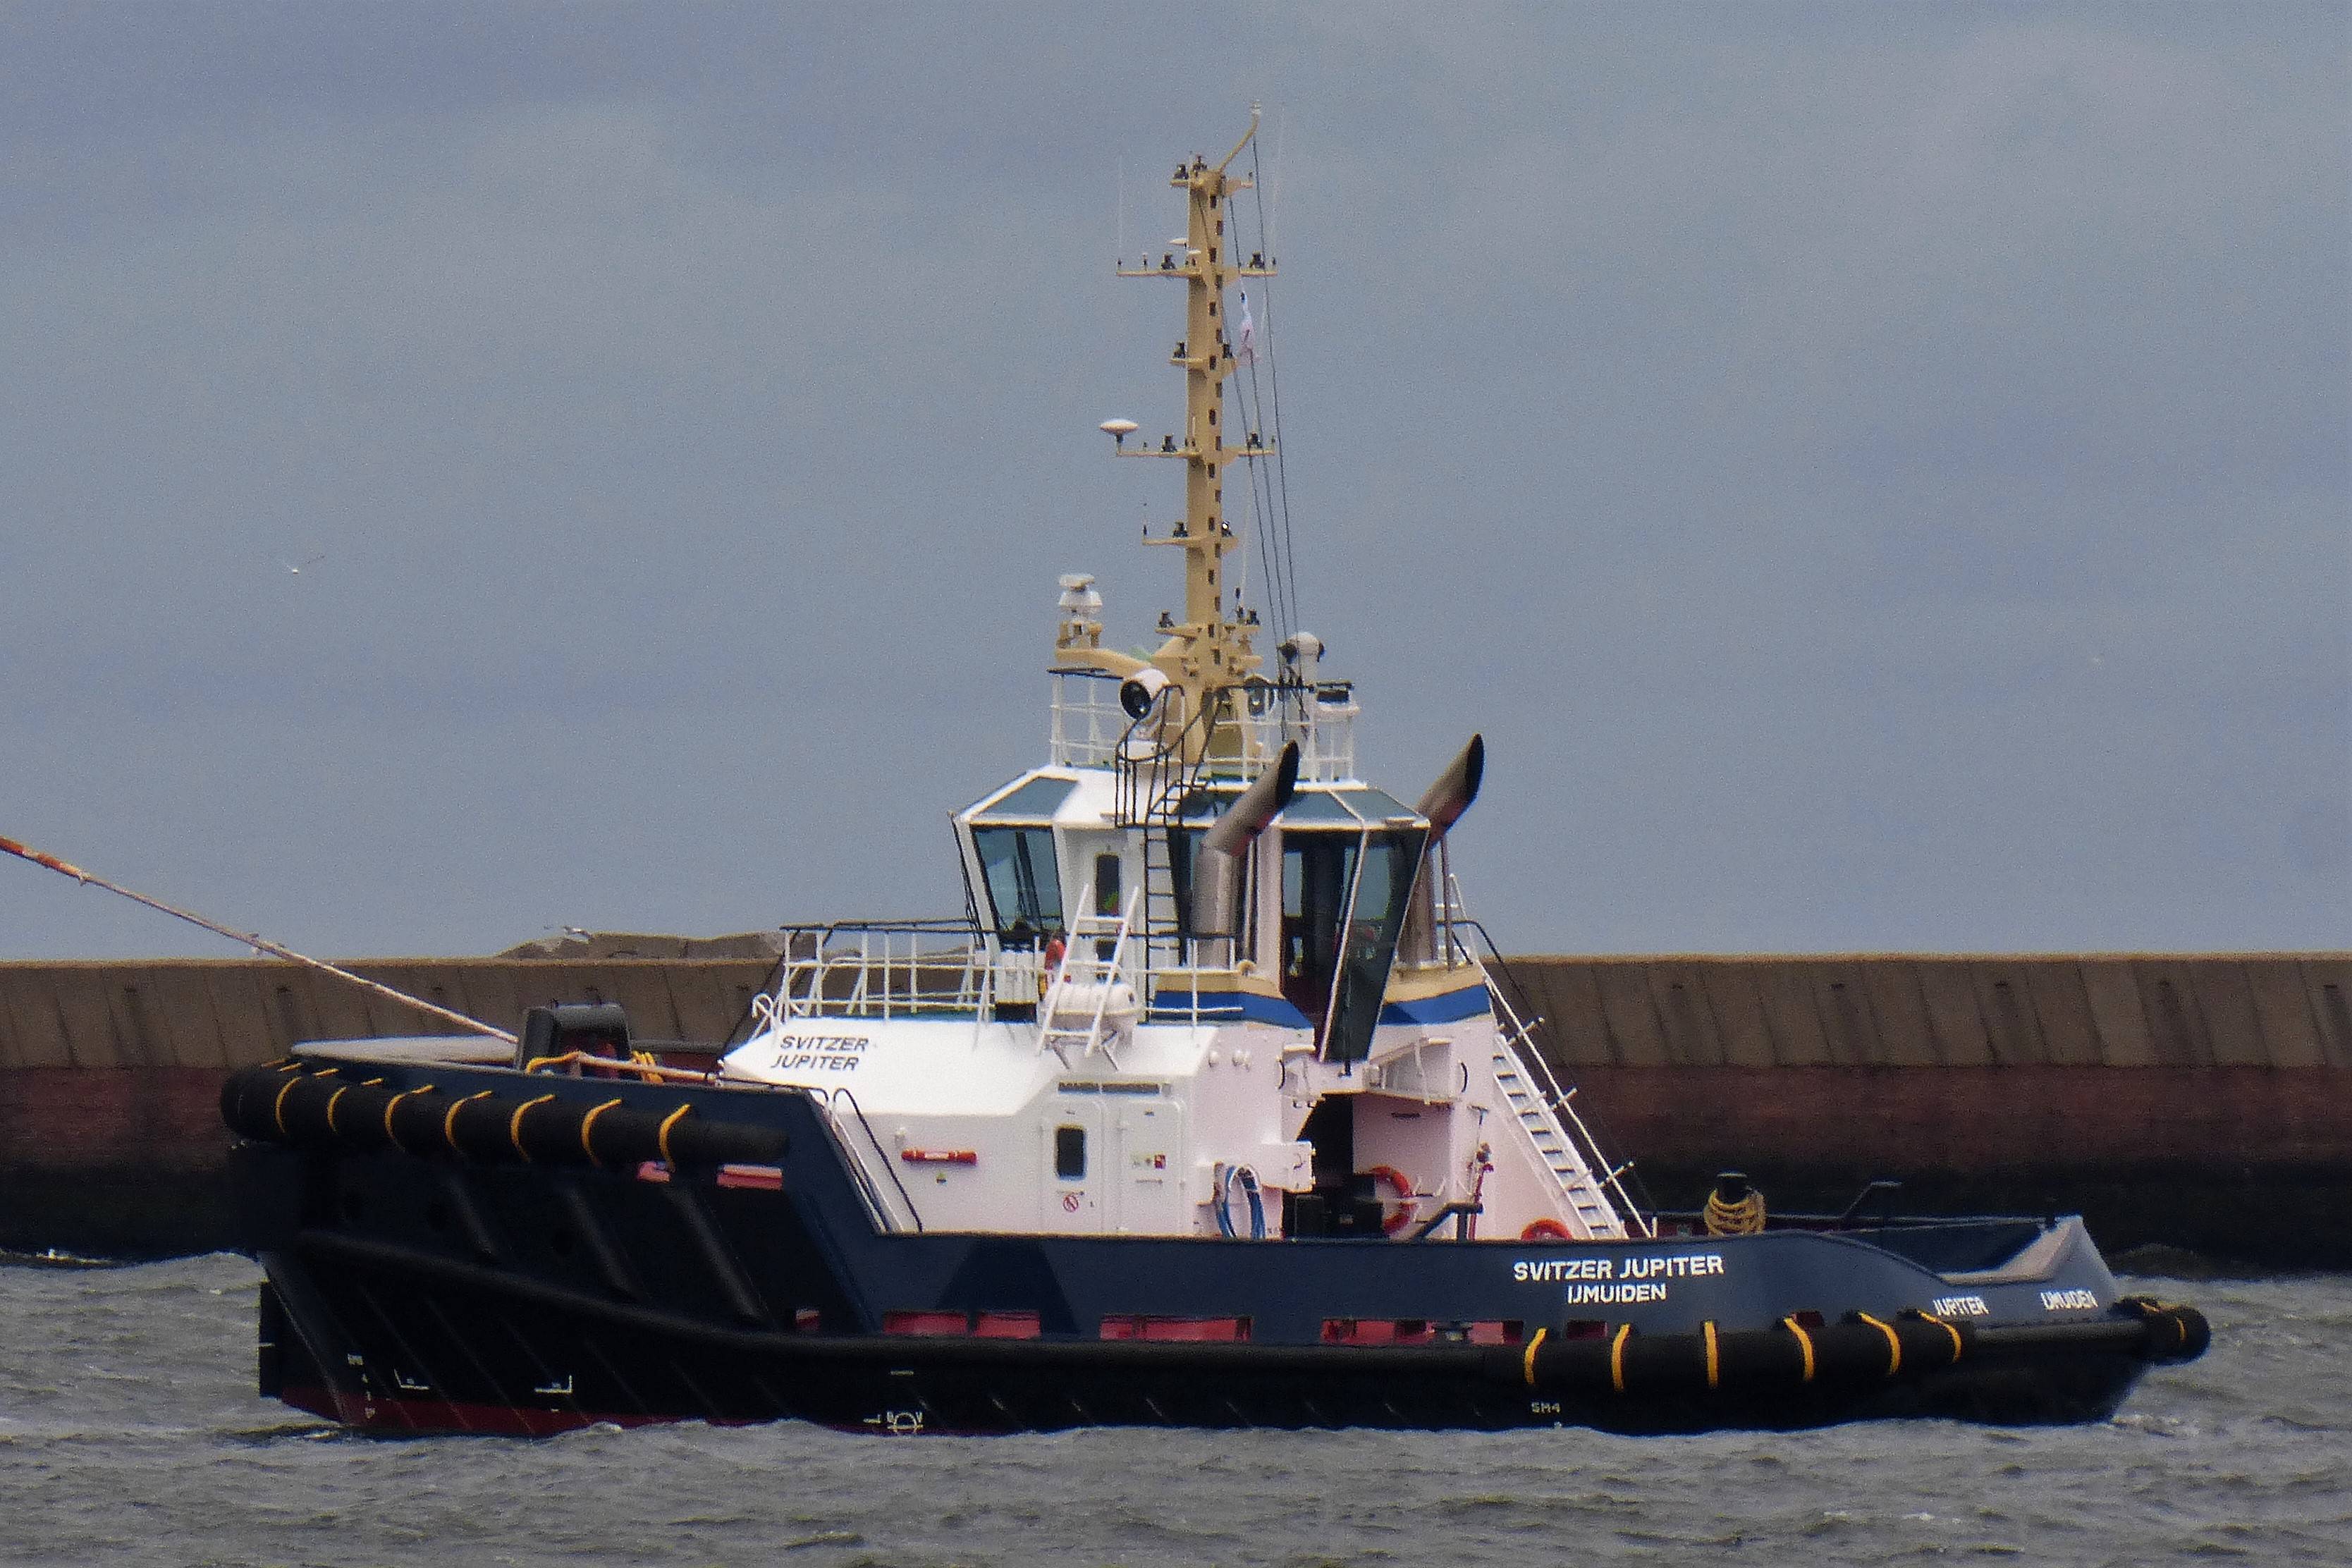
[1483, 972, 1643, 1242]
[1139, 792, 1185, 974]
[1039, 884, 1143, 1067]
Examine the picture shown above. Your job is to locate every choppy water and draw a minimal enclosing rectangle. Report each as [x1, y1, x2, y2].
[0, 1255, 2344, 1567]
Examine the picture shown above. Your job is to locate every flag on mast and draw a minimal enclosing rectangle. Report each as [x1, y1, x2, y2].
[1235, 291, 1256, 365]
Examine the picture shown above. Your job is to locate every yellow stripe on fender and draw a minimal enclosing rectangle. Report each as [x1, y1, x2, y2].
[1521, 1327, 1548, 1388]
[658, 1103, 692, 1165]
[382, 1085, 435, 1152]
[1857, 1311, 1901, 1376]
[1922, 1313, 1964, 1363]
[1781, 1316, 1815, 1383]
[443, 1090, 493, 1150]
[579, 1098, 625, 1165]
[271, 1077, 302, 1137]
[1703, 1321, 1720, 1390]
[508, 1095, 558, 1159]
[1609, 1322, 1632, 1393]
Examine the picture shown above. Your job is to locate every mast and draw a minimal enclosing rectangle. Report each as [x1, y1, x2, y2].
[1070, 111, 1278, 740]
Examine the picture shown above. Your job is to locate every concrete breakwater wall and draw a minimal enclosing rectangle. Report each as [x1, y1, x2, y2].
[2, 953, 2346, 1265]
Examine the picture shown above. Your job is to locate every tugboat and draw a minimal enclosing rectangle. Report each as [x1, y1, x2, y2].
[219, 116, 2206, 1436]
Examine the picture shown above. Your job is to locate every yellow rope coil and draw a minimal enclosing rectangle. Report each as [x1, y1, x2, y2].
[578, 1098, 625, 1165]
[657, 1104, 692, 1166]
[1609, 1322, 1633, 1393]
[1780, 1316, 1815, 1382]
[508, 1095, 558, 1160]
[1521, 1327, 1548, 1388]
[1857, 1311, 1901, 1376]
[1703, 1190, 1766, 1237]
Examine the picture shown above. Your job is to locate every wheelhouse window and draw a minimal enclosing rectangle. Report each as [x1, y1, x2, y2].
[973, 826, 1062, 943]
[1321, 826, 1428, 1064]
[1054, 1125, 1086, 1180]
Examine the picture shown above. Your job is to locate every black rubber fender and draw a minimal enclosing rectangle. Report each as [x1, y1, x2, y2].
[1520, 1311, 1971, 1397]
[220, 1062, 785, 1172]
[2117, 1297, 2211, 1363]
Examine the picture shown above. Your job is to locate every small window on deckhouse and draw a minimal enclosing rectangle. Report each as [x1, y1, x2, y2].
[1054, 1125, 1086, 1180]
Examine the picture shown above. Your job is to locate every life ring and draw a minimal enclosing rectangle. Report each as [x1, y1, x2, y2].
[1365, 1165, 1419, 1237]
[1520, 1218, 1572, 1242]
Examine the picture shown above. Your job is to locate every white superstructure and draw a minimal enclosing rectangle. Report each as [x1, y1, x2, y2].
[719, 114, 1647, 1247]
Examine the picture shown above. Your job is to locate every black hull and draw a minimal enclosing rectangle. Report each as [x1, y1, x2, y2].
[260, 1232, 2162, 1438]
[226, 1060, 2206, 1438]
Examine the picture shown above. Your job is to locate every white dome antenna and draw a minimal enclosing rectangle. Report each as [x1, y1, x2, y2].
[1098, 418, 1139, 449]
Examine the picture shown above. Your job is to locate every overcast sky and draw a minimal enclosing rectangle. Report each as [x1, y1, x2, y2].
[1, 2, 2344, 961]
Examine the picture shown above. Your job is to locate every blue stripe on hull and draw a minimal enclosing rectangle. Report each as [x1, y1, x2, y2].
[1149, 985, 1490, 1028]
[1378, 986, 1493, 1025]
[1148, 991, 1313, 1027]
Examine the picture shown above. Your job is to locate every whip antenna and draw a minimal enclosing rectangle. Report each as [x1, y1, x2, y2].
[0, 833, 517, 1044]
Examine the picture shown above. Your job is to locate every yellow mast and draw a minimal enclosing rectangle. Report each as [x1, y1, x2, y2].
[1061, 111, 1278, 744]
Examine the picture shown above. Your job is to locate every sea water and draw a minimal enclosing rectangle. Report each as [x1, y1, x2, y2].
[0, 1254, 2343, 1567]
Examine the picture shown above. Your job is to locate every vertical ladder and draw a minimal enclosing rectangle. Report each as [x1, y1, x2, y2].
[1139, 790, 1186, 973]
[1039, 886, 1142, 1066]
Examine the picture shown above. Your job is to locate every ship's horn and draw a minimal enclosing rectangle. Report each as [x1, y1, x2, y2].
[1414, 733, 1484, 839]
[1193, 742, 1299, 938]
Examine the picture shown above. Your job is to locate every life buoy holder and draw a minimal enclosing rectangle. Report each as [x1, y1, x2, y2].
[1520, 1218, 1572, 1242]
[1365, 1164, 1419, 1237]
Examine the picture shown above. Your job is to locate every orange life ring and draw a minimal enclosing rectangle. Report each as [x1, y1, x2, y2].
[1520, 1218, 1572, 1242]
[1364, 1165, 1419, 1237]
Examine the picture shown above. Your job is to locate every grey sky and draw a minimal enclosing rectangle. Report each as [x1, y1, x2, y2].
[2, 3, 2344, 960]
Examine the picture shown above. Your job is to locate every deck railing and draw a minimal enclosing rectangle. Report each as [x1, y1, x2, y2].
[762, 920, 988, 1022]
[1051, 672, 1359, 790]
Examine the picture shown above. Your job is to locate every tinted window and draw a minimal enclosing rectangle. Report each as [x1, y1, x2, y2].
[1054, 1125, 1086, 1180]
[973, 826, 1062, 938]
[974, 775, 1078, 819]
[1321, 826, 1428, 1064]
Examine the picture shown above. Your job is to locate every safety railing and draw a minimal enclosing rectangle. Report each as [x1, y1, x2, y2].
[814, 1086, 924, 1233]
[762, 919, 988, 1022]
[1048, 673, 1129, 767]
[1106, 677, 1361, 826]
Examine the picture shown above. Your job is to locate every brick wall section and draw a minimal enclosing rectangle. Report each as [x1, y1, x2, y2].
[1, 953, 2346, 1201]
[0, 958, 780, 1072]
[1562, 1065, 2351, 1172]
[0, 953, 2346, 1261]
[1501, 955, 2352, 1070]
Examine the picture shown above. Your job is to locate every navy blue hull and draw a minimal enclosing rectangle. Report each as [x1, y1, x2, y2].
[226, 1060, 2202, 1436]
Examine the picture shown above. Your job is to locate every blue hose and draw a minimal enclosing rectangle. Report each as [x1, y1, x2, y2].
[1215, 1165, 1266, 1239]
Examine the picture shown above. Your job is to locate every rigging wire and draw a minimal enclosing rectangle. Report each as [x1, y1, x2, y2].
[1248, 133, 1304, 647]
[1232, 321, 1289, 647]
